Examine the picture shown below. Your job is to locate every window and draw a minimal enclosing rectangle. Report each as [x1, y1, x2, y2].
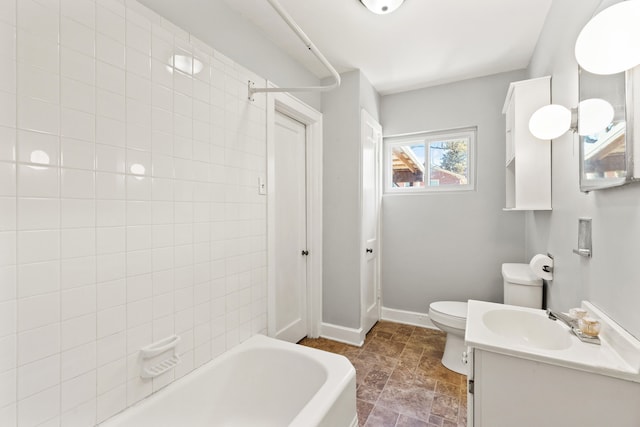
[384, 127, 476, 193]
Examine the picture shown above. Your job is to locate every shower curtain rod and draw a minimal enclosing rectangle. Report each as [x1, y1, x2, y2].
[247, 0, 341, 101]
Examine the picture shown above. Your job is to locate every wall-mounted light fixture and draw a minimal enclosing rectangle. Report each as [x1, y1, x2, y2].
[530, 1, 640, 139]
[359, 0, 404, 15]
[529, 104, 575, 140]
[529, 98, 614, 140]
[575, 0, 640, 75]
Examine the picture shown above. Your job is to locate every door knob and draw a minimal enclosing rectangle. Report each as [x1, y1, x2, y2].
[301, 250, 309, 256]
[366, 248, 373, 253]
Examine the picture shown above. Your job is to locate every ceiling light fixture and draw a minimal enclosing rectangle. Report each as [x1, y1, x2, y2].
[359, 0, 405, 15]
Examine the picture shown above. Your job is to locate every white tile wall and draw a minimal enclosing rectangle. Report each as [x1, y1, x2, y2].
[1, 0, 268, 425]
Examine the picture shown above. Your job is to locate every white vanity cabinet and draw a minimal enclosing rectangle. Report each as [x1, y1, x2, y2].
[467, 348, 640, 426]
[502, 76, 551, 210]
[465, 300, 640, 426]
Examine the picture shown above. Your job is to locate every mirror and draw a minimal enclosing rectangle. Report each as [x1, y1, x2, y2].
[578, 67, 631, 192]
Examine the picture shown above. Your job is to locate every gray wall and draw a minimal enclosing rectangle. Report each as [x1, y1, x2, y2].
[526, 0, 640, 338]
[321, 70, 381, 329]
[380, 70, 528, 313]
[360, 72, 382, 123]
[138, 0, 322, 110]
[322, 71, 361, 328]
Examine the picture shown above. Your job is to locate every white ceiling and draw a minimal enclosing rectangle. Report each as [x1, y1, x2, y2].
[219, 0, 553, 94]
[146, 0, 554, 95]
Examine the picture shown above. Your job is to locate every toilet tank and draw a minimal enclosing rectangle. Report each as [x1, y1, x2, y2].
[502, 263, 543, 308]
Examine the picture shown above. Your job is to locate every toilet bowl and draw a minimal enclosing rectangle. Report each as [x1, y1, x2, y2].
[428, 301, 468, 373]
[428, 263, 543, 375]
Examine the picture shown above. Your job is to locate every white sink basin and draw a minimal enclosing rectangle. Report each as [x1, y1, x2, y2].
[482, 309, 572, 350]
[467, 300, 640, 383]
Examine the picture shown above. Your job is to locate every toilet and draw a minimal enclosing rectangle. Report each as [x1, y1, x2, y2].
[428, 263, 543, 375]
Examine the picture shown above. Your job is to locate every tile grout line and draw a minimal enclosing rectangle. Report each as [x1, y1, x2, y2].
[13, 0, 18, 424]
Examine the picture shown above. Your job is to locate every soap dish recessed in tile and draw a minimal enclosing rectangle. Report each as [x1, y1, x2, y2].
[140, 335, 181, 379]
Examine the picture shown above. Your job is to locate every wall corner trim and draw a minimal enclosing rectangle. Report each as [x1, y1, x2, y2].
[320, 323, 365, 347]
[381, 307, 439, 329]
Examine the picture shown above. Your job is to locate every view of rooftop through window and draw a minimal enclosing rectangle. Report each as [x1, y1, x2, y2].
[384, 127, 476, 193]
[390, 138, 469, 188]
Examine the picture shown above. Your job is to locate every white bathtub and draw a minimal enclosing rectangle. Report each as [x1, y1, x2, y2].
[100, 334, 357, 427]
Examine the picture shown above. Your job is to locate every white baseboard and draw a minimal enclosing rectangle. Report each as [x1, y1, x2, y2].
[320, 322, 365, 347]
[321, 308, 440, 346]
[381, 306, 438, 329]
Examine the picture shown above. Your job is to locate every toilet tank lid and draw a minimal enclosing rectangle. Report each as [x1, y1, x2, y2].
[502, 263, 543, 286]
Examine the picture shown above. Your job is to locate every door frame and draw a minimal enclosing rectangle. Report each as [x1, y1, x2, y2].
[266, 86, 323, 339]
[360, 108, 383, 333]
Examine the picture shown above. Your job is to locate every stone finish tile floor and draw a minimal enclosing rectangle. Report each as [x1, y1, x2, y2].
[299, 321, 467, 427]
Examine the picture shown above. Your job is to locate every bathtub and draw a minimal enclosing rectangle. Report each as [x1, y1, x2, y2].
[100, 334, 357, 427]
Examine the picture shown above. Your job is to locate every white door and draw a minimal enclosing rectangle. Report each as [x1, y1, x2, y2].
[273, 111, 308, 343]
[361, 110, 382, 334]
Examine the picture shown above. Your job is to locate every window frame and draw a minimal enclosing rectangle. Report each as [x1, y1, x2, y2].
[384, 127, 477, 194]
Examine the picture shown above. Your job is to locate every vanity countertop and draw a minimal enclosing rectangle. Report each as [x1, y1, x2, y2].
[465, 300, 640, 383]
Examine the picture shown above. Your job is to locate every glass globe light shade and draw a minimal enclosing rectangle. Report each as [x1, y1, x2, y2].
[575, 0, 640, 75]
[577, 98, 614, 136]
[529, 104, 572, 140]
[360, 0, 405, 14]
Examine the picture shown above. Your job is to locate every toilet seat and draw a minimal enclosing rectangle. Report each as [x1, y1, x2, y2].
[429, 301, 468, 330]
